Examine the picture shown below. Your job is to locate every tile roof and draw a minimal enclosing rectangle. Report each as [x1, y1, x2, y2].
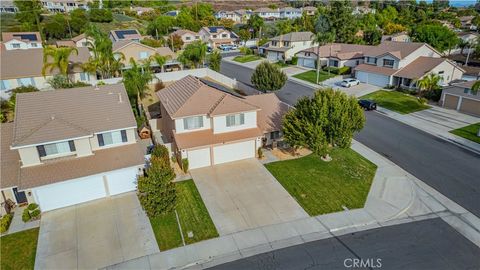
[170, 29, 198, 37]
[299, 43, 375, 60]
[18, 143, 144, 189]
[393, 57, 448, 79]
[354, 64, 398, 76]
[0, 47, 90, 79]
[254, 7, 277, 13]
[449, 80, 479, 89]
[0, 123, 21, 189]
[245, 93, 290, 133]
[363, 41, 428, 59]
[12, 84, 136, 147]
[271, 31, 313, 42]
[55, 40, 76, 47]
[110, 29, 142, 41]
[174, 128, 263, 150]
[2, 32, 41, 42]
[157, 75, 258, 119]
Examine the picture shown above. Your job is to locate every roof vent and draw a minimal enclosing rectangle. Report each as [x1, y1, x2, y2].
[50, 115, 55, 120]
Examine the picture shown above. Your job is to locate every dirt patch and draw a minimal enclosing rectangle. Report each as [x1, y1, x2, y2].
[271, 147, 312, 160]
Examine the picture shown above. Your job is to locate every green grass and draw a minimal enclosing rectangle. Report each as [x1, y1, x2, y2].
[450, 123, 480, 144]
[274, 61, 289, 68]
[361, 90, 430, 114]
[233, 55, 262, 63]
[292, 70, 336, 84]
[149, 180, 218, 250]
[113, 13, 135, 22]
[1, 228, 39, 270]
[265, 148, 377, 216]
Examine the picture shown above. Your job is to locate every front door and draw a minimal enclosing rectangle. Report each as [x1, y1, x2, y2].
[13, 187, 27, 204]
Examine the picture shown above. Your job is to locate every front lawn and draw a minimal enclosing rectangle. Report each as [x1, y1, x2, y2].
[265, 148, 377, 216]
[0, 228, 39, 270]
[274, 61, 289, 68]
[292, 70, 336, 84]
[450, 123, 480, 144]
[149, 180, 218, 250]
[361, 90, 430, 114]
[233, 55, 262, 63]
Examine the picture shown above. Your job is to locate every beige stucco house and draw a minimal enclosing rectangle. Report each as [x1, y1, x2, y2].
[112, 40, 179, 71]
[0, 84, 145, 213]
[156, 75, 289, 170]
[198, 26, 237, 48]
[169, 29, 201, 49]
[261, 32, 314, 61]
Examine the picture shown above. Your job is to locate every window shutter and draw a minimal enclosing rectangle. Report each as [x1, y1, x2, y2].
[37, 145, 46, 157]
[121, 130, 128, 142]
[68, 140, 76, 151]
[97, 134, 104, 146]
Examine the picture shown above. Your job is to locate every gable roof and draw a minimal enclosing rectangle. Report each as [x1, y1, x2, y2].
[202, 26, 229, 34]
[448, 80, 479, 89]
[0, 47, 90, 79]
[1, 123, 21, 189]
[245, 93, 290, 133]
[2, 32, 41, 43]
[12, 84, 136, 148]
[157, 75, 259, 119]
[271, 31, 313, 42]
[255, 7, 277, 13]
[393, 57, 449, 79]
[110, 29, 142, 41]
[170, 29, 198, 37]
[363, 41, 433, 59]
[112, 40, 175, 58]
[299, 43, 375, 60]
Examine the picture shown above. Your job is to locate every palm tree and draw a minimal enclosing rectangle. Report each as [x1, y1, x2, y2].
[123, 58, 154, 101]
[42, 46, 79, 81]
[471, 80, 480, 95]
[416, 73, 442, 97]
[312, 15, 335, 84]
[149, 54, 171, 72]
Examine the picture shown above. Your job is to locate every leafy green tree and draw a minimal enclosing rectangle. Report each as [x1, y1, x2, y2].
[147, 15, 175, 38]
[247, 14, 264, 39]
[123, 58, 154, 101]
[178, 41, 207, 68]
[282, 89, 365, 160]
[416, 73, 442, 97]
[42, 46, 79, 80]
[327, 0, 357, 43]
[208, 50, 222, 72]
[44, 14, 68, 40]
[471, 81, 480, 95]
[238, 29, 251, 45]
[411, 24, 460, 52]
[14, 0, 43, 34]
[47, 75, 90, 89]
[150, 53, 170, 72]
[383, 22, 406, 35]
[363, 29, 382, 45]
[137, 156, 177, 217]
[141, 38, 166, 48]
[313, 15, 336, 84]
[217, 18, 235, 30]
[167, 34, 184, 52]
[70, 9, 88, 34]
[251, 61, 287, 92]
[176, 7, 197, 31]
[1, 86, 39, 122]
[89, 7, 113, 23]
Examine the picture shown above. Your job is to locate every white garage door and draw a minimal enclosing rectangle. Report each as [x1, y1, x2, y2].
[188, 147, 211, 169]
[300, 58, 315, 68]
[106, 167, 139, 196]
[213, 140, 255, 165]
[33, 175, 107, 211]
[356, 71, 390, 87]
[267, 51, 279, 61]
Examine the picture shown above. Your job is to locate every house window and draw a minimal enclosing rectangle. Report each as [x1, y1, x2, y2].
[305, 52, 310, 57]
[31, 43, 38, 47]
[183, 116, 203, 130]
[464, 88, 470, 94]
[80, 72, 89, 81]
[37, 140, 75, 158]
[12, 43, 20, 48]
[185, 36, 191, 40]
[329, 59, 339, 67]
[97, 130, 127, 147]
[383, 59, 394, 67]
[139, 51, 149, 59]
[17, 78, 35, 87]
[366, 57, 377, 64]
[213, 35, 217, 38]
[222, 34, 227, 38]
[270, 131, 281, 140]
[226, 113, 245, 127]
[0, 80, 9, 91]
[272, 41, 277, 46]
[195, 36, 199, 39]
[283, 41, 290, 46]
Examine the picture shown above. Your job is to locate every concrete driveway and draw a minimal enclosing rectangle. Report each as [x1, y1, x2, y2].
[190, 159, 308, 235]
[35, 192, 159, 270]
[322, 76, 380, 97]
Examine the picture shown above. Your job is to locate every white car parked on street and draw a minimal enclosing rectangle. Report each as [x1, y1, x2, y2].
[340, 78, 360, 88]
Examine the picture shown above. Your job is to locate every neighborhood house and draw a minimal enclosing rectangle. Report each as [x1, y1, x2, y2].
[1, 32, 42, 50]
[198, 26, 237, 49]
[261, 31, 314, 61]
[441, 80, 480, 116]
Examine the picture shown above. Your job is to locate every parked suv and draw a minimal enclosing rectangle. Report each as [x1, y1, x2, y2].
[358, 100, 377, 111]
[341, 78, 360, 88]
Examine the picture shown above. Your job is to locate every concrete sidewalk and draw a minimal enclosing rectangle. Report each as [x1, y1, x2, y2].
[377, 106, 480, 153]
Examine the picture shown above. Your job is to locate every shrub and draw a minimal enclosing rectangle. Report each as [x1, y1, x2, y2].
[418, 97, 428, 105]
[30, 209, 41, 219]
[424, 88, 442, 101]
[323, 66, 339, 74]
[240, 47, 253, 55]
[22, 209, 31, 222]
[251, 61, 288, 92]
[290, 56, 298, 65]
[181, 158, 189, 173]
[338, 66, 351, 75]
[27, 203, 39, 211]
[257, 147, 264, 159]
[154, 80, 165, 92]
[151, 144, 169, 160]
[0, 214, 13, 233]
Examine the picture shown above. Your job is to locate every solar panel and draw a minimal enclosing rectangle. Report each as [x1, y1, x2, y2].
[208, 26, 225, 33]
[199, 78, 244, 98]
[115, 30, 139, 39]
[13, 34, 37, 41]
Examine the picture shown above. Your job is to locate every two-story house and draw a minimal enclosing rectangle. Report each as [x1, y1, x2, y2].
[55, 33, 93, 48]
[41, 0, 90, 13]
[169, 29, 201, 49]
[112, 40, 178, 71]
[214, 10, 242, 23]
[279, 7, 302, 19]
[261, 31, 314, 61]
[441, 80, 480, 116]
[1, 32, 42, 50]
[354, 41, 464, 88]
[296, 43, 375, 69]
[109, 29, 143, 43]
[198, 27, 236, 48]
[254, 7, 280, 20]
[235, 9, 253, 23]
[0, 1, 19, 13]
[157, 75, 289, 170]
[0, 84, 145, 212]
[0, 47, 94, 99]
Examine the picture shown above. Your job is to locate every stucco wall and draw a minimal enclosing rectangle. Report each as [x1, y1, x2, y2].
[399, 45, 440, 68]
[175, 115, 211, 134]
[213, 111, 257, 134]
[18, 146, 41, 167]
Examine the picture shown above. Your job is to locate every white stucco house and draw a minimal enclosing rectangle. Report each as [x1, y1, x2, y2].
[261, 31, 314, 61]
[254, 7, 280, 20]
[280, 7, 302, 19]
[1, 32, 42, 50]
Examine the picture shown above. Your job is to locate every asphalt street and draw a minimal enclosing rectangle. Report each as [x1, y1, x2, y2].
[220, 59, 480, 218]
[209, 218, 480, 270]
[356, 111, 480, 218]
